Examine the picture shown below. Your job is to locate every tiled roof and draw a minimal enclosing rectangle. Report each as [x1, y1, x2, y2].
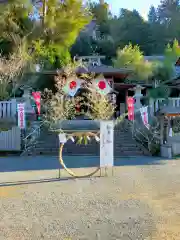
[145, 55, 180, 79]
[144, 55, 165, 61]
[84, 20, 97, 32]
[76, 64, 133, 74]
[158, 106, 180, 115]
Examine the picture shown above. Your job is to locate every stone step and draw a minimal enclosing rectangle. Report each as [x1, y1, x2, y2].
[115, 151, 144, 156]
[23, 121, 148, 157]
[40, 131, 132, 136]
[32, 145, 142, 152]
[27, 149, 144, 157]
[29, 151, 143, 157]
[32, 144, 143, 152]
[31, 149, 99, 156]
[115, 147, 141, 151]
[35, 144, 140, 152]
[33, 145, 143, 153]
[38, 135, 133, 141]
[38, 143, 99, 148]
[115, 138, 137, 142]
[33, 146, 100, 153]
[29, 145, 144, 157]
[37, 136, 135, 142]
[34, 146, 141, 152]
[114, 143, 138, 146]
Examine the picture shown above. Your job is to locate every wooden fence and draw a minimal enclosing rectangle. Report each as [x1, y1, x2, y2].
[0, 127, 21, 151]
[0, 99, 16, 119]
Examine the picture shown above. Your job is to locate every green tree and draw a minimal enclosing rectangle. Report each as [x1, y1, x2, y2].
[148, 5, 158, 23]
[113, 44, 154, 82]
[157, 0, 180, 24]
[148, 40, 180, 99]
[0, 0, 91, 91]
[157, 0, 180, 42]
[0, 0, 91, 69]
[89, 1, 110, 37]
[0, 48, 27, 100]
[71, 33, 95, 57]
[31, 0, 91, 69]
[110, 9, 153, 55]
[0, 0, 34, 56]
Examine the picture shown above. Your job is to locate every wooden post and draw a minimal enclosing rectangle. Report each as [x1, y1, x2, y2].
[100, 121, 114, 177]
[166, 116, 170, 142]
[149, 98, 154, 116]
[160, 116, 164, 145]
[125, 89, 128, 112]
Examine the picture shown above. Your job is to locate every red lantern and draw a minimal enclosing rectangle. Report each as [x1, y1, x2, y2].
[127, 97, 134, 121]
[32, 91, 41, 116]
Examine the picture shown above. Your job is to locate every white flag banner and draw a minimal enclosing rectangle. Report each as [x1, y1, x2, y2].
[17, 103, 26, 129]
[100, 121, 114, 167]
[169, 127, 173, 137]
[140, 106, 149, 129]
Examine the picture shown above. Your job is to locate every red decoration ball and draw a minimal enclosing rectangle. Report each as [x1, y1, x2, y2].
[69, 81, 77, 89]
[98, 80, 106, 90]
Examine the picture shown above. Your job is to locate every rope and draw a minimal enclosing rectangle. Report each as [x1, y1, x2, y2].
[58, 131, 100, 178]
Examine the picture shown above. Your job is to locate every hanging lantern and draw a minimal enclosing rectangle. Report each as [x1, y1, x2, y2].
[63, 78, 82, 97]
[32, 91, 41, 116]
[94, 77, 112, 95]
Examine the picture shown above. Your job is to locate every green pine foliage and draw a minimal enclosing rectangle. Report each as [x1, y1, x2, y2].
[0, 0, 91, 68]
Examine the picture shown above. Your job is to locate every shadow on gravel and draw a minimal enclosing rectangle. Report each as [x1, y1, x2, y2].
[0, 155, 169, 173]
[114, 156, 169, 166]
[0, 176, 101, 187]
[0, 177, 67, 187]
[0, 155, 99, 172]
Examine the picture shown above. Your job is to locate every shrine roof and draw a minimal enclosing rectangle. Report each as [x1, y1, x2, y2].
[144, 55, 165, 62]
[29, 64, 132, 76]
[76, 64, 133, 74]
[144, 55, 180, 66]
[158, 106, 180, 116]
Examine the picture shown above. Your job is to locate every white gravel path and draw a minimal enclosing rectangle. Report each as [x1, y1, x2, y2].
[0, 159, 180, 239]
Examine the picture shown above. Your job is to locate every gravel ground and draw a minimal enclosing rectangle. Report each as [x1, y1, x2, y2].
[0, 159, 180, 239]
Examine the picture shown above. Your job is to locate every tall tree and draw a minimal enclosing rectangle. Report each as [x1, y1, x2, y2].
[89, 1, 110, 37]
[113, 44, 154, 82]
[71, 33, 96, 57]
[148, 40, 180, 99]
[157, 0, 180, 23]
[0, 0, 91, 69]
[0, 0, 91, 92]
[0, 0, 34, 56]
[30, 0, 91, 69]
[148, 5, 158, 23]
[157, 0, 180, 42]
[110, 9, 153, 55]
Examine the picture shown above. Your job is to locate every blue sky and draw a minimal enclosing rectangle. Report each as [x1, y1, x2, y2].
[100, 0, 161, 19]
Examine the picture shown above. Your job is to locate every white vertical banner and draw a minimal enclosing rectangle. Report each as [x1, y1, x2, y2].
[100, 121, 114, 167]
[140, 106, 149, 129]
[169, 128, 173, 137]
[17, 103, 26, 129]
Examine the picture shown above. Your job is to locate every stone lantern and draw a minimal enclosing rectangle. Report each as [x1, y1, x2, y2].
[20, 85, 35, 114]
[130, 85, 145, 109]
